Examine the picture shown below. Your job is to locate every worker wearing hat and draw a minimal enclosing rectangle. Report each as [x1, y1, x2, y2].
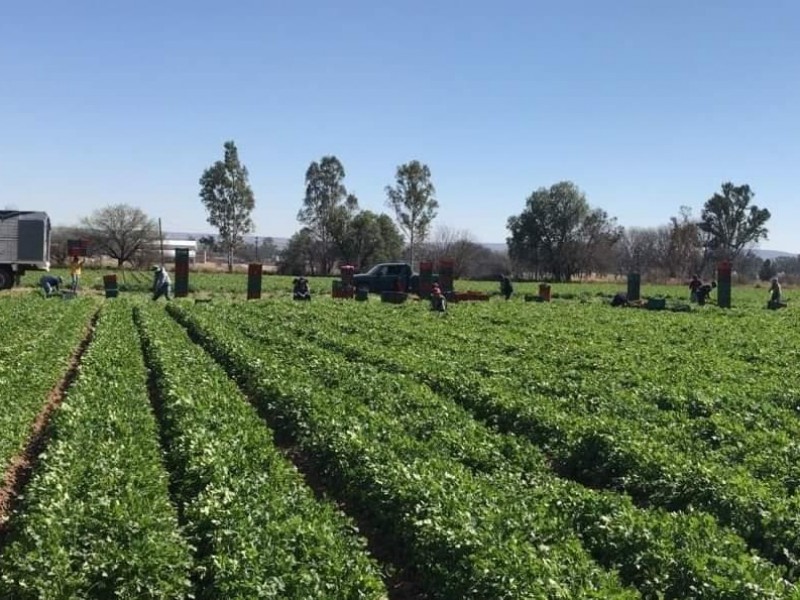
[768, 277, 786, 309]
[152, 265, 172, 301]
[430, 282, 446, 312]
[292, 276, 311, 301]
[40, 274, 63, 298]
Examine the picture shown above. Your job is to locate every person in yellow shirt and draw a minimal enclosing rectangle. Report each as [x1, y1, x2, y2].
[69, 256, 85, 292]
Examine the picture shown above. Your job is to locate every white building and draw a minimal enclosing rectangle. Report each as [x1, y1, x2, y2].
[150, 240, 197, 260]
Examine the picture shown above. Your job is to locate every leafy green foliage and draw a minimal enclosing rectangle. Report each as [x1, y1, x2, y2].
[507, 181, 621, 281]
[0, 297, 95, 481]
[334, 210, 405, 271]
[699, 182, 770, 261]
[166, 303, 639, 597]
[278, 299, 800, 575]
[0, 301, 192, 599]
[199, 140, 256, 272]
[298, 155, 359, 275]
[3, 279, 799, 598]
[135, 304, 386, 598]
[759, 258, 777, 282]
[385, 160, 438, 265]
[180, 300, 795, 598]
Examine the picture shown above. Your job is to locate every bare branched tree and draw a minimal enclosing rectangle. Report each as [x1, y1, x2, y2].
[80, 204, 157, 267]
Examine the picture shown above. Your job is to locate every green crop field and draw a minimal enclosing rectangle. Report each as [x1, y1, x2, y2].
[1, 284, 799, 598]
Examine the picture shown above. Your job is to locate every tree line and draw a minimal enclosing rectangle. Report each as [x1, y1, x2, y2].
[52, 140, 777, 283]
[195, 142, 444, 274]
[507, 181, 772, 282]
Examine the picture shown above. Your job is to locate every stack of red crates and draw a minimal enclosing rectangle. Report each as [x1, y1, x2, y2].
[332, 265, 355, 299]
[67, 239, 89, 257]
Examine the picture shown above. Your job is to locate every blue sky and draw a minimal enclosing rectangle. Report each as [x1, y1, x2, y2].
[1, 1, 798, 250]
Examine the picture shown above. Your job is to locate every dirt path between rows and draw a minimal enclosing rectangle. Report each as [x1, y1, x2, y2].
[168, 308, 429, 600]
[0, 309, 100, 542]
[280, 444, 430, 600]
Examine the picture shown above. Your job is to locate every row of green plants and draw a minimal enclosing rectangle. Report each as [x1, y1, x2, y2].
[360, 299, 800, 482]
[309, 299, 800, 493]
[169, 302, 639, 599]
[134, 304, 387, 598]
[0, 301, 192, 599]
[253, 297, 795, 446]
[0, 295, 63, 348]
[292, 296, 800, 483]
[266, 299, 800, 574]
[0, 297, 96, 480]
[172, 301, 795, 598]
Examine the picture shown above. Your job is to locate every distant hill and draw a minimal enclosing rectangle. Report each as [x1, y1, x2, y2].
[752, 249, 795, 260]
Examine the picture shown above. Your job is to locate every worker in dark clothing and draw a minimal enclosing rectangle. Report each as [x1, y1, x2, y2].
[696, 280, 716, 306]
[292, 277, 311, 301]
[499, 275, 513, 300]
[430, 282, 446, 312]
[770, 278, 782, 303]
[152, 265, 172, 301]
[688, 274, 702, 303]
[40, 275, 63, 297]
[611, 292, 628, 307]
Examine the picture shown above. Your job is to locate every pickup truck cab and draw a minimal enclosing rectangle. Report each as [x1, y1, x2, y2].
[352, 262, 419, 293]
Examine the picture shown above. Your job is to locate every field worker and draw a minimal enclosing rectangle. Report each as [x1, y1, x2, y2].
[40, 274, 63, 298]
[696, 280, 716, 306]
[152, 265, 171, 301]
[499, 275, 513, 301]
[768, 277, 786, 309]
[430, 282, 447, 312]
[292, 277, 311, 301]
[69, 256, 85, 291]
[688, 274, 702, 303]
[610, 291, 628, 307]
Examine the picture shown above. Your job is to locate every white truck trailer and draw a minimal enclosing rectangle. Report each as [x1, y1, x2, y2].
[0, 211, 51, 289]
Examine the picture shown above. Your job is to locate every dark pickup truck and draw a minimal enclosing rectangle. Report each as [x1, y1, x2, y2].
[352, 262, 436, 294]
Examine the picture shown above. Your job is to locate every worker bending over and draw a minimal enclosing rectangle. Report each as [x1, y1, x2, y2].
[696, 280, 716, 306]
[40, 275, 63, 298]
[610, 292, 628, 307]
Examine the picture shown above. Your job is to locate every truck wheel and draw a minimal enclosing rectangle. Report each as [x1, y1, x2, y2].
[0, 268, 14, 290]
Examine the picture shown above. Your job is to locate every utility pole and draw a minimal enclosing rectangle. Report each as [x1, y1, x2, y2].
[158, 218, 164, 265]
